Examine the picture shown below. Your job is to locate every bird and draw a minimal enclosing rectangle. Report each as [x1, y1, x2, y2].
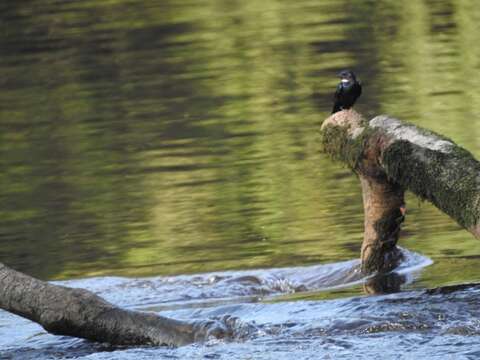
[332, 70, 362, 114]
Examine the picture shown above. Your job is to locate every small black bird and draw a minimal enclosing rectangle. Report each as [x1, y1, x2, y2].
[332, 70, 362, 114]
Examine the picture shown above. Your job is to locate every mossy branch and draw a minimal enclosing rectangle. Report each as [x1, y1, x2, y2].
[321, 110, 480, 273]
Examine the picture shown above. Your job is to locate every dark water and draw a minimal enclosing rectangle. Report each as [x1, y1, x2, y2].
[2, 0, 480, 358]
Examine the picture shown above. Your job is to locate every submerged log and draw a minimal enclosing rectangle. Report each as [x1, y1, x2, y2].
[0, 262, 228, 346]
[321, 109, 480, 274]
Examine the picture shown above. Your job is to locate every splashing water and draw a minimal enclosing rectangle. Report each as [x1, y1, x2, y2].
[8, 249, 478, 360]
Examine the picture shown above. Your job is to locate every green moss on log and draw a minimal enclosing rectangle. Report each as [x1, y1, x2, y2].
[321, 113, 480, 235]
[382, 140, 480, 229]
[321, 123, 373, 170]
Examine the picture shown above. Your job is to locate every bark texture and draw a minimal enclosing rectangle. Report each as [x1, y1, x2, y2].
[359, 176, 404, 274]
[321, 109, 480, 273]
[0, 263, 227, 346]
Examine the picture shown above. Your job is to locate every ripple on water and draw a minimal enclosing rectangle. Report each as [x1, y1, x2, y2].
[4, 249, 480, 360]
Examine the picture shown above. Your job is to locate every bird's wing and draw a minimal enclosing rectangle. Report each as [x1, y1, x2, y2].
[333, 83, 343, 100]
[332, 83, 344, 113]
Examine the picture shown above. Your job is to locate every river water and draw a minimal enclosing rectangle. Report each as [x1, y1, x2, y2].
[1, 0, 480, 358]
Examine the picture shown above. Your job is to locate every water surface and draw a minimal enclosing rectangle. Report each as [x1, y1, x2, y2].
[1, 0, 480, 358]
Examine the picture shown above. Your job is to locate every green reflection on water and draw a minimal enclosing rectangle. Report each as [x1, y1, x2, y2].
[1, 0, 480, 285]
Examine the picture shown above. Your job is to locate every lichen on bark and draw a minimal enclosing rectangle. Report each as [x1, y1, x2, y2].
[321, 110, 372, 171]
[320, 109, 480, 274]
[381, 140, 480, 230]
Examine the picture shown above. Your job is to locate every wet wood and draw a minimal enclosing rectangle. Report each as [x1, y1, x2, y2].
[321, 109, 480, 273]
[0, 262, 228, 346]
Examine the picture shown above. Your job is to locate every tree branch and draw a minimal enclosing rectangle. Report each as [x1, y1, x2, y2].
[0, 263, 228, 346]
[321, 109, 480, 273]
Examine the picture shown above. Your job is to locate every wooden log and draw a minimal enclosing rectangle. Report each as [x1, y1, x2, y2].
[0, 262, 228, 346]
[321, 109, 480, 273]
